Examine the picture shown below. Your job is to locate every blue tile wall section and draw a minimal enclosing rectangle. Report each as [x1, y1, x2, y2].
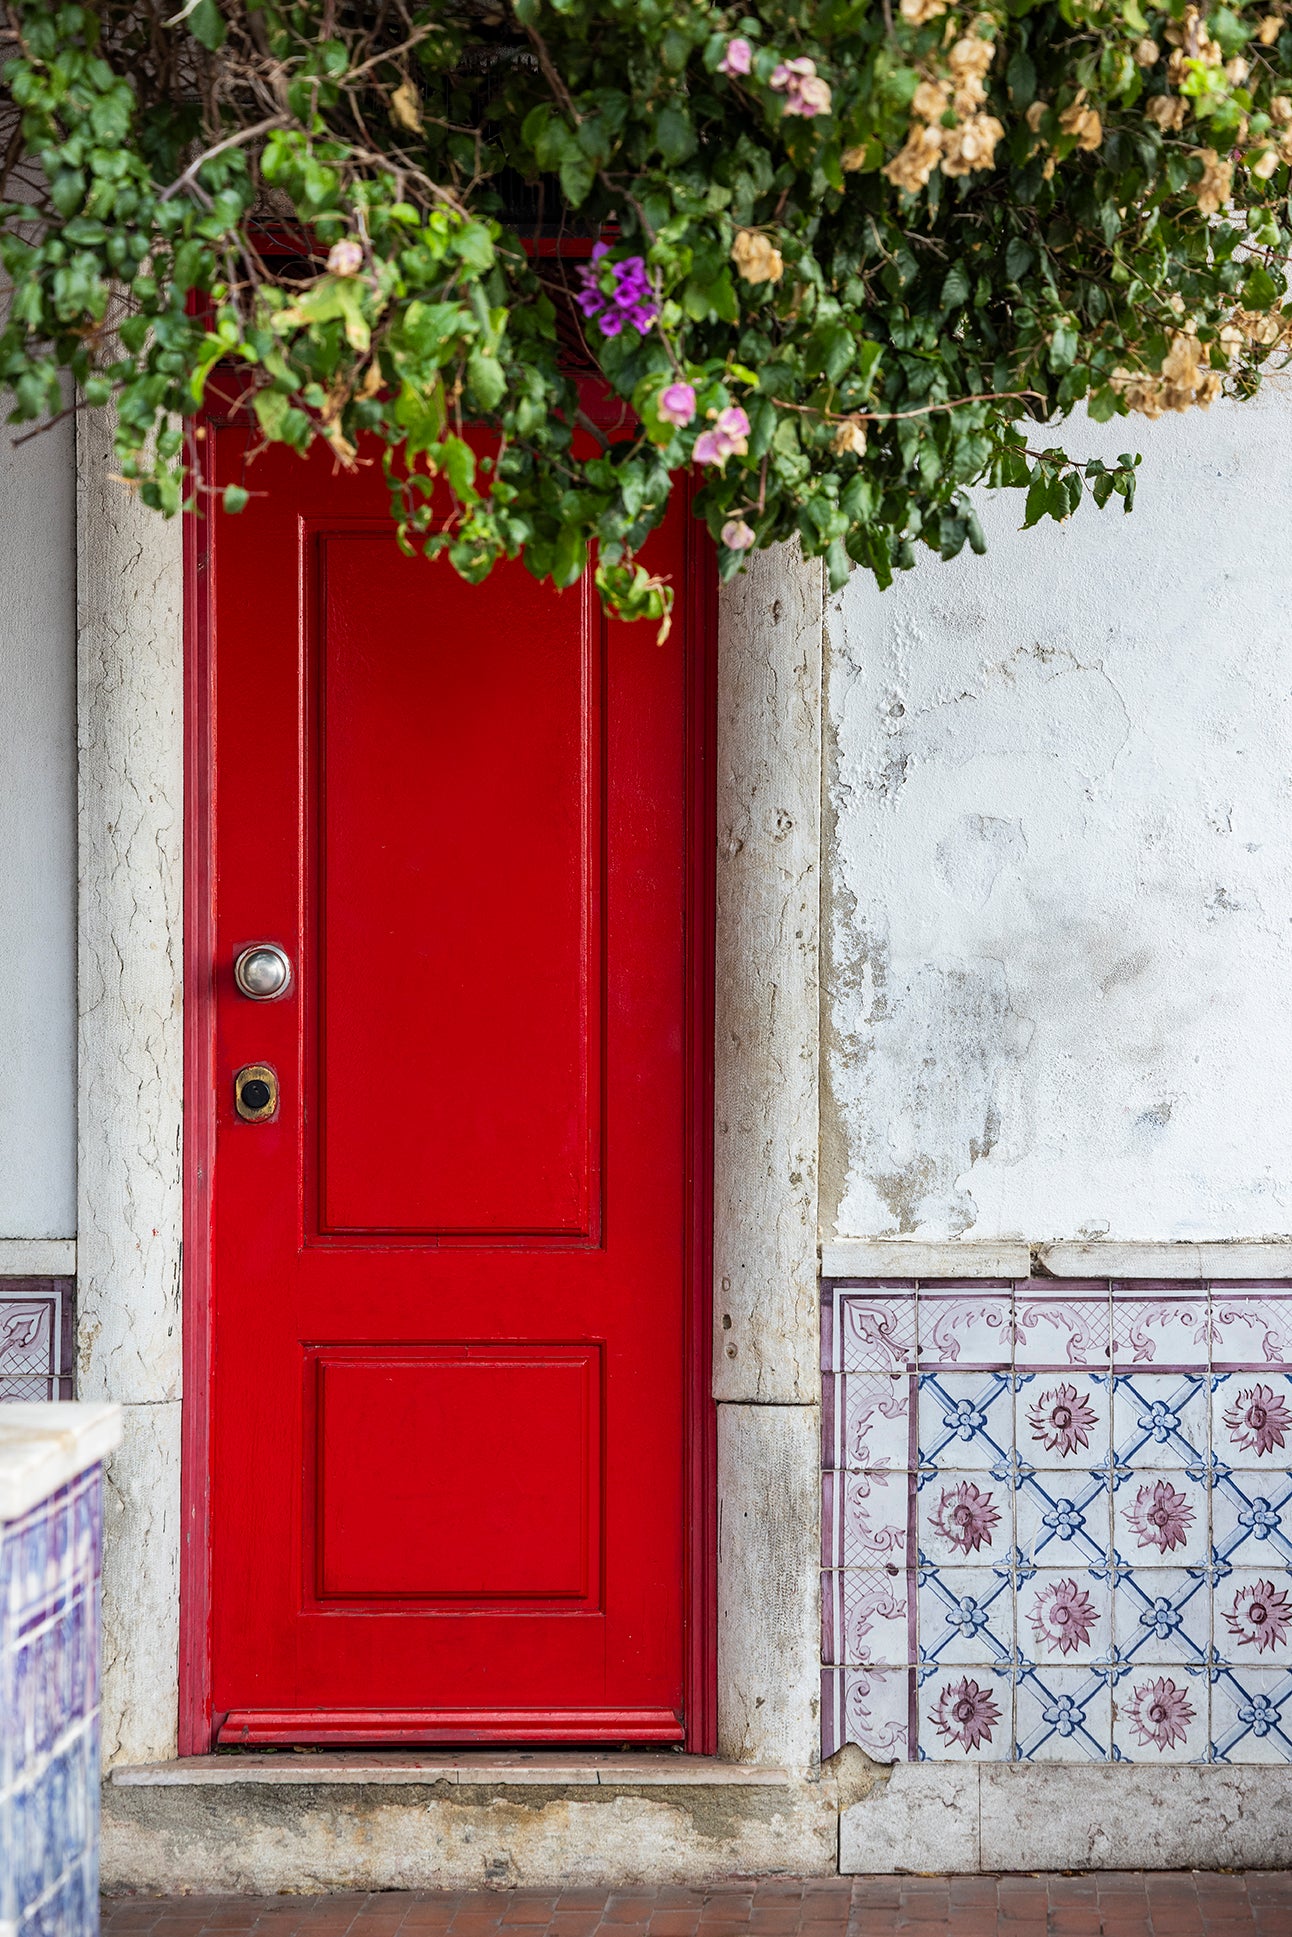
[821, 1281, 1292, 1765]
[0, 1467, 103, 1937]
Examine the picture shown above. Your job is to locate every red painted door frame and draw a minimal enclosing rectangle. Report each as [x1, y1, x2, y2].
[178, 402, 718, 1755]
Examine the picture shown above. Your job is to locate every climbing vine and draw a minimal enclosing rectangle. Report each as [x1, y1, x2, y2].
[4, 0, 1292, 624]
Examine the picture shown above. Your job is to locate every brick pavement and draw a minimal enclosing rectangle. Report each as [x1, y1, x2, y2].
[100, 1873, 1292, 1935]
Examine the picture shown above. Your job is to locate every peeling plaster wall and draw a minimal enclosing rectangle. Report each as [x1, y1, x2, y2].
[824, 389, 1292, 1245]
[0, 418, 77, 1241]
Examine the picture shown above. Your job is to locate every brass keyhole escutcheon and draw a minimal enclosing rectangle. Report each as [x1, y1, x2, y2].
[234, 1063, 279, 1123]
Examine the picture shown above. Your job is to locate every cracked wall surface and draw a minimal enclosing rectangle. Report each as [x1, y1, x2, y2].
[823, 389, 1292, 1244]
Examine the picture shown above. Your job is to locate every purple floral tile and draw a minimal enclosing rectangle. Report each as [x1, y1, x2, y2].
[1016, 1468, 1111, 1568]
[1213, 1570, 1292, 1666]
[1209, 1290, 1292, 1370]
[833, 1289, 918, 1374]
[916, 1287, 1013, 1369]
[1016, 1371, 1111, 1469]
[917, 1370, 1014, 1470]
[821, 1566, 912, 1666]
[916, 1471, 1011, 1569]
[1014, 1292, 1111, 1369]
[1014, 1666, 1112, 1760]
[1112, 1665, 1209, 1762]
[1113, 1467, 1209, 1568]
[1212, 1472, 1292, 1569]
[917, 1664, 1012, 1761]
[822, 1468, 910, 1569]
[823, 1372, 912, 1472]
[1112, 1372, 1209, 1468]
[1111, 1293, 1210, 1368]
[1211, 1373, 1292, 1468]
[1112, 1567, 1211, 1666]
[1210, 1665, 1292, 1762]
[916, 1563, 1014, 1666]
[1018, 1567, 1112, 1667]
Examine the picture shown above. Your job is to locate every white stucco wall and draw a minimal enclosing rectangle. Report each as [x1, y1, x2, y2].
[0, 418, 77, 1241]
[824, 386, 1292, 1245]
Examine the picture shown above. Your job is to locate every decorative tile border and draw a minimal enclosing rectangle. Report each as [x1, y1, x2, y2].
[821, 1281, 1292, 1764]
[0, 1280, 73, 1403]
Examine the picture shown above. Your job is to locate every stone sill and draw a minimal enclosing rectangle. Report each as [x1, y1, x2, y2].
[822, 1236, 1292, 1279]
[0, 1401, 121, 1521]
[111, 1753, 789, 1789]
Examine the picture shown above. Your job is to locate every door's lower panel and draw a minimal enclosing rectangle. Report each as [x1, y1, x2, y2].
[216, 1707, 685, 1746]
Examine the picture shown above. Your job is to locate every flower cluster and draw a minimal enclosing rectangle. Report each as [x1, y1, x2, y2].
[693, 406, 750, 467]
[770, 57, 832, 118]
[882, 34, 1004, 193]
[1113, 330, 1223, 419]
[575, 244, 659, 338]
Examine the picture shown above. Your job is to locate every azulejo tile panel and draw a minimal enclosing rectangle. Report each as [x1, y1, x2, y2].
[820, 1279, 1292, 1763]
[0, 1468, 104, 1937]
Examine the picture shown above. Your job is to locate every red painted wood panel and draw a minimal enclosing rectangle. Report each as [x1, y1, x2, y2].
[198, 419, 711, 1744]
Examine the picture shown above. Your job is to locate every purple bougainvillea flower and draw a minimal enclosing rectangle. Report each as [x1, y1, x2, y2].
[770, 56, 833, 118]
[718, 37, 753, 78]
[598, 309, 625, 336]
[657, 382, 696, 427]
[720, 518, 756, 551]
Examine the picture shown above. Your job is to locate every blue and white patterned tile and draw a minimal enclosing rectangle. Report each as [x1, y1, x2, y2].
[1210, 1373, 1292, 1468]
[1209, 1290, 1292, 1370]
[918, 1370, 1014, 1471]
[1213, 1569, 1292, 1666]
[916, 1664, 1013, 1761]
[1016, 1371, 1111, 1469]
[1113, 1372, 1209, 1468]
[1210, 1666, 1292, 1762]
[1212, 1471, 1292, 1568]
[1014, 1665, 1113, 1760]
[916, 1563, 1014, 1666]
[1113, 1467, 1209, 1568]
[1111, 1293, 1211, 1369]
[1112, 1664, 1209, 1762]
[821, 1566, 912, 1666]
[1015, 1468, 1111, 1567]
[916, 1471, 1011, 1568]
[834, 1290, 918, 1374]
[1112, 1567, 1211, 1666]
[824, 1372, 912, 1473]
[1017, 1567, 1112, 1667]
[916, 1287, 1013, 1370]
[822, 1468, 910, 1570]
[1014, 1291, 1111, 1369]
[821, 1664, 912, 1762]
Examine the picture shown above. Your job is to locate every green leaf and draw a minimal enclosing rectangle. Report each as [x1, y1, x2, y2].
[466, 349, 506, 410]
[655, 106, 696, 164]
[559, 152, 596, 207]
[178, 0, 226, 51]
[222, 483, 249, 514]
[940, 262, 971, 310]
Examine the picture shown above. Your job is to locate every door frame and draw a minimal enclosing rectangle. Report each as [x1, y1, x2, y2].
[177, 424, 718, 1755]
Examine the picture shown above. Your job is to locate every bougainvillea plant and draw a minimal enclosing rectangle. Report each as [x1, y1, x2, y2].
[4, 1, 1292, 627]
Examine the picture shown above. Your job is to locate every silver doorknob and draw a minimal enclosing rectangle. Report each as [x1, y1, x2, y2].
[234, 944, 292, 1000]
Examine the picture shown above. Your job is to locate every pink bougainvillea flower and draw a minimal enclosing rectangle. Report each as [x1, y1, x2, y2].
[931, 1480, 1000, 1555]
[770, 56, 833, 117]
[930, 1676, 1002, 1753]
[1126, 1676, 1195, 1750]
[657, 382, 697, 427]
[693, 405, 751, 467]
[720, 518, 756, 551]
[1224, 1383, 1292, 1459]
[327, 238, 364, 277]
[1123, 1479, 1195, 1555]
[1029, 1576, 1099, 1656]
[1028, 1382, 1099, 1457]
[1224, 1578, 1292, 1655]
[717, 36, 753, 77]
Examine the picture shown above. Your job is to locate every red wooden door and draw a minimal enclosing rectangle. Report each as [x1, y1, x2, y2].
[193, 414, 713, 1746]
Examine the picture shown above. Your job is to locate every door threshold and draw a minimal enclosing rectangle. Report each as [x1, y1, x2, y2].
[111, 1752, 788, 1788]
